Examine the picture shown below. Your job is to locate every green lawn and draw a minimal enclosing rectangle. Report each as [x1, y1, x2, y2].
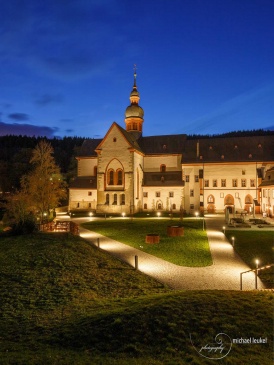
[82, 218, 212, 267]
[225, 230, 274, 287]
[0, 232, 273, 364]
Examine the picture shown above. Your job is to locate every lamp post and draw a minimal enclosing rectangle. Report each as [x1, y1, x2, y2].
[223, 226, 226, 234]
[231, 236, 235, 247]
[255, 259, 259, 289]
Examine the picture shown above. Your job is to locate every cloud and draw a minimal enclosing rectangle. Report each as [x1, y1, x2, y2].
[8, 113, 30, 121]
[0, 121, 58, 138]
[0, 0, 128, 79]
[182, 83, 274, 134]
[35, 93, 63, 106]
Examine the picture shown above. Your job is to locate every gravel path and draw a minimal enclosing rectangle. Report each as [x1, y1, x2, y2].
[76, 214, 266, 291]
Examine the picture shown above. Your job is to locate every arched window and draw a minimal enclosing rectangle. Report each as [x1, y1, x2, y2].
[113, 194, 117, 205]
[160, 164, 166, 172]
[172, 203, 176, 210]
[224, 194, 234, 205]
[245, 194, 253, 204]
[117, 169, 123, 185]
[105, 194, 109, 205]
[144, 203, 147, 210]
[157, 203, 162, 210]
[207, 195, 215, 203]
[120, 194, 125, 205]
[108, 169, 114, 185]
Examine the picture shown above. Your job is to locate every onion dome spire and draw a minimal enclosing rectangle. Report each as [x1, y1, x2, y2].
[124, 65, 144, 139]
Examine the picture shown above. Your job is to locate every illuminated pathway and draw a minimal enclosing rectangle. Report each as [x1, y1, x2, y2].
[61, 214, 266, 291]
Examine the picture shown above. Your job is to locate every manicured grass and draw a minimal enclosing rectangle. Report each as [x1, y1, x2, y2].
[0, 233, 272, 364]
[225, 230, 274, 287]
[82, 218, 212, 267]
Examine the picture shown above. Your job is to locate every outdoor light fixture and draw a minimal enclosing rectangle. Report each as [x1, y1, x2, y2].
[89, 212, 93, 217]
[195, 212, 199, 218]
[231, 237, 235, 247]
[223, 226, 226, 234]
[122, 212, 125, 217]
[157, 212, 161, 217]
[255, 259, 259, 289]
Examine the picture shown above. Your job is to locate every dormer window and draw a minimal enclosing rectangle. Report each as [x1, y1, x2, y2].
[258, 143, 262, 148]
[209, 146, 213, 150]
[249, 154, 252, 159]
[234, 145, 238, 149]
[221, 155, 224, 159]
[163, 144, 167, 150]
[200, 155, 203, 160]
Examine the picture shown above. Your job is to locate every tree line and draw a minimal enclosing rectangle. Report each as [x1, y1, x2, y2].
[0, 135, 86, 193]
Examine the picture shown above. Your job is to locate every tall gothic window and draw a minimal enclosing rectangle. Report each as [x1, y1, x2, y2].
[117, 169, 123, 185]
[108, 169, 114, 185]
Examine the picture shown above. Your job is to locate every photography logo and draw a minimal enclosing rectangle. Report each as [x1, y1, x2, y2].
[190, 332, 232, 360]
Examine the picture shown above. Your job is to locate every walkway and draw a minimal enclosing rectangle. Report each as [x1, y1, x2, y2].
[70, 214, 265, 291]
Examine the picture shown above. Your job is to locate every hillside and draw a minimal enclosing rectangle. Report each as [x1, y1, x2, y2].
[0, 232, 272, 364]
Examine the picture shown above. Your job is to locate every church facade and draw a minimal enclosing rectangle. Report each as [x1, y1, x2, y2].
[69, 72, 274, 217]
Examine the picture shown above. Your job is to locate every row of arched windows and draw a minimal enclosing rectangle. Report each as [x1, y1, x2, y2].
[143, 203, 177, 210]
[105, 193, 125, 205]
[207, 194, 253, 204]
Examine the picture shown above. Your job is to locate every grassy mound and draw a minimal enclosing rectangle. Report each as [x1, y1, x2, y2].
[225, 230, 274, 287]
[0, 233, 272, 364]
[82, 218, 212, 267]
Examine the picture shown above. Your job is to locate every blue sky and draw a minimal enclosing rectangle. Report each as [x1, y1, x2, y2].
[0, 0, 273, 138]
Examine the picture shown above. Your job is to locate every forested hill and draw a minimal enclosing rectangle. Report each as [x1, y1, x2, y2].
[0, 135, 86, 192]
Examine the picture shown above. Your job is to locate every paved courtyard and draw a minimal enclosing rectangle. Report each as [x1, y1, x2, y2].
[60, 213, 272, 291]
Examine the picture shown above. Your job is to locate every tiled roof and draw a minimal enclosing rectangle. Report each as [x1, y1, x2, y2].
[138, 134, 187, 154]
[70, 176, 97, 189]
[143, 171, 185, 186]
[182, 135, 274, 163]
[77, 139, 102, 157]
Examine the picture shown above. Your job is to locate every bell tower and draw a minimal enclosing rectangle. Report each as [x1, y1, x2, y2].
[124, 66, 144, 139]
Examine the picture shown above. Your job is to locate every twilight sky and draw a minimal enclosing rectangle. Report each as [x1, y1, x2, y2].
[0, 0, 273, 139]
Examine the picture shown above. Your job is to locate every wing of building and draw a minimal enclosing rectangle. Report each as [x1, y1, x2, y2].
[69, 71, 274, 217]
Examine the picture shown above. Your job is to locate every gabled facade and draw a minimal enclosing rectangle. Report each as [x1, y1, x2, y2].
[69, 72, 274, 216]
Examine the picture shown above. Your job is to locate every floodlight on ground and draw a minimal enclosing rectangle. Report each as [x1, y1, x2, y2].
[157, 212, 161, 217]
[122, 212, 125, 217]
[195, 212, 199, 218]
[89, 212, 93, 217]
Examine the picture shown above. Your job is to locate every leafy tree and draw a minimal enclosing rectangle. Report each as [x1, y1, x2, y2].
[24, 140, 67, 222]
[4, 141, 67, 232]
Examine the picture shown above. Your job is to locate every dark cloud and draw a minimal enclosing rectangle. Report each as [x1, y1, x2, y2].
[35, 93, 63, 106]
[0, 121, 58, 138]
[60, 119, 74, 123]
[8, 113, 30, 121]
[0, 0, 128, 79]
[65, 129, 74, 134]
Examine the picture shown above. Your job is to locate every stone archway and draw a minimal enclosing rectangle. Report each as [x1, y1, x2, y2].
[244, 194, 253, 213]
[224, 194, 234, 214]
